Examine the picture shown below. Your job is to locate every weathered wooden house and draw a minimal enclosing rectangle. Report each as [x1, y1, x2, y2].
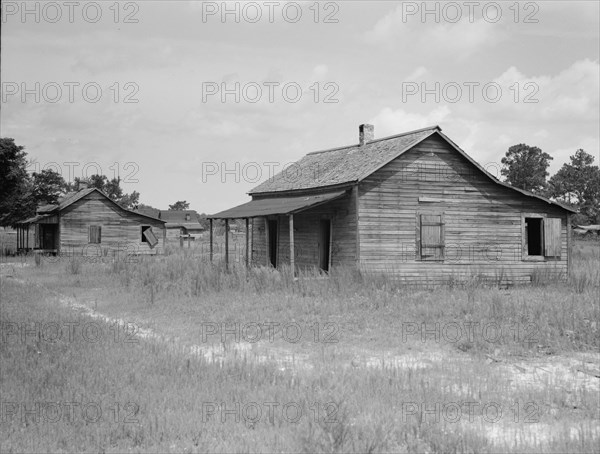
[209, 125, 575, 284]
[16, 188, 166, 256]
[158, 210, 205, 241]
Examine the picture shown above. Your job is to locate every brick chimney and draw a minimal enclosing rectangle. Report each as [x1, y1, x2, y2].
[359, 124, 374, 146]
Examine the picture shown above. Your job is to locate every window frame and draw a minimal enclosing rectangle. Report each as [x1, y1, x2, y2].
[415, 211, 445, 262]
[88, 225, 101, 244]
[141, 225, 151, 243]
[141, 225, 158, 248]
[521, 213, 562, 261]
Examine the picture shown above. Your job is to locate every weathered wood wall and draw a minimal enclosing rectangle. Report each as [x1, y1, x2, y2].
[165, 228, 183, 240]
[358, 135, 569, 284]
[251, 191, 357, 269]
[59, 191, 164, 256]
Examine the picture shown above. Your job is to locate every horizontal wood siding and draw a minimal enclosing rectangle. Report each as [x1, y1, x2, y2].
[166, 228, 183, 240]
[358, 135, 569, 284]
[251, 192, 356, 269]
[59, 191, 164, 256]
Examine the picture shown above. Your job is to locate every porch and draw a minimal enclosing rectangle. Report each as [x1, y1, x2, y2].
[208, 190, 350, 271]
[16, 214, 59, 254]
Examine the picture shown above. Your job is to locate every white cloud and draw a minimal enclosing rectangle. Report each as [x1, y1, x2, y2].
[369, 106, 451, 137]
[487, 59, 599, 123]
[365, 5, 506, 59]
[405, 66, 430, 81]
[311, 64, 329, 80]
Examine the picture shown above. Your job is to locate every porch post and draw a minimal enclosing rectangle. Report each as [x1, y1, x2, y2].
[224, 219, 229, 270]
[265, 217, 269, 266]
[245, 218, 250, 268]
[209, 218, 213, 262]
[26, 225, 29, 250]
[289, 214, 295, 276]
[354, 184, 360, 267]
[567, 213, 572, 275]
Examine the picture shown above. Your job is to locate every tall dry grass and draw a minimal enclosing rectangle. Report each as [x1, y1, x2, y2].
[1, 276, 598, 453]
[2, 239, 598, 452]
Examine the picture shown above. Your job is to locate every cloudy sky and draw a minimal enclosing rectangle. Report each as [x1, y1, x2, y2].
[2, 1, 599, 213]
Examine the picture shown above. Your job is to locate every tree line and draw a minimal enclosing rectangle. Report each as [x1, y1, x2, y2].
[0, 138, 207, 226]
[1, 137, 599, 227]
[500, 144, 599, 224]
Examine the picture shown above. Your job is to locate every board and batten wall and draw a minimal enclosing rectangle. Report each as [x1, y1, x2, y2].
[59, 192, 165, 255]
[358, 135, 570, 283]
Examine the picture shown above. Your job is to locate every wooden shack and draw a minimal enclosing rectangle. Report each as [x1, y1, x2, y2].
[16, 188, 166, 256]
[158, 210, 205, 242]
[209, 125, 576, 284]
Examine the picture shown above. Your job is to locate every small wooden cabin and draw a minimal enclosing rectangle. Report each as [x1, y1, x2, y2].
[158, 210, 205, 241]
[16, 188, 166, 256]
[209, 125, 576, 284]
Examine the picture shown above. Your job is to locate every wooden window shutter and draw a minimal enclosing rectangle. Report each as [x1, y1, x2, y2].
[419, 214, 444, 260]
[89, 225, 101, 244]
[143, 227, 159, 248]
[544, 218, 561, 257]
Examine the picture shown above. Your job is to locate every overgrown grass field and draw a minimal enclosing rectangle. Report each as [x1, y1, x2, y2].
[1, 240, 598, 452]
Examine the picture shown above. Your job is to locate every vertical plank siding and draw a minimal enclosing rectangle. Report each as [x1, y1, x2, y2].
[358, 135, 569, 284]
[59, 191, 164, 256]
[544, 217, 562, 257]
[251, 192, 357, 270]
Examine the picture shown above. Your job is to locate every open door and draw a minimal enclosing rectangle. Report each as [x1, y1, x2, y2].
[40, 224, 58, 250]
[318, 219, 331, 272]
[268, 219, 278, 267]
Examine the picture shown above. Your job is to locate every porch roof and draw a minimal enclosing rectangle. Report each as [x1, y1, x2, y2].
[17, 214, 53, 224]
[164, 222, 205, 231]
[208, 190, 347, 219]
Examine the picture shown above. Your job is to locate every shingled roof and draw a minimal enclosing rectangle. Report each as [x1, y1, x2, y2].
[37, 188, 97, 213]
[250, 126, 440, 195]
[158, 210, 199, 222]
[246, 125, 575, 213]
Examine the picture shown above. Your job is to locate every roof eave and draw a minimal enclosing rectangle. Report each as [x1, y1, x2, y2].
[51, 188, 167, 222]
[248, 181, 356, 198]
[208, 190, 349, 219]
[434, 130, 578, 213]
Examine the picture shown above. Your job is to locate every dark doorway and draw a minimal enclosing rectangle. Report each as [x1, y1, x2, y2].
[40, 224, 57, 250]
[526, 217, 543, 255]
[268, 220, 278, 267]
[319, 219, 331, 272]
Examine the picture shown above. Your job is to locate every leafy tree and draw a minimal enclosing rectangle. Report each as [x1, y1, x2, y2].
[549, 149, 600, 224]
[65, 177, 93, 192]
[0, 138, 32, 226]
[169, 200, 190, 211]
[501, 144, 553, 194]
[117, 190, 140, 210]
[90, 174, 108, 190]
[104, 177, 124, 201]
[31, 169, 68, 206]
[197, 213, 210, 230]
[67, 175, 140, 210]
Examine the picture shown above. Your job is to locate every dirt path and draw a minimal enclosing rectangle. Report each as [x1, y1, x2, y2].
[47, 281, 600, 396]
